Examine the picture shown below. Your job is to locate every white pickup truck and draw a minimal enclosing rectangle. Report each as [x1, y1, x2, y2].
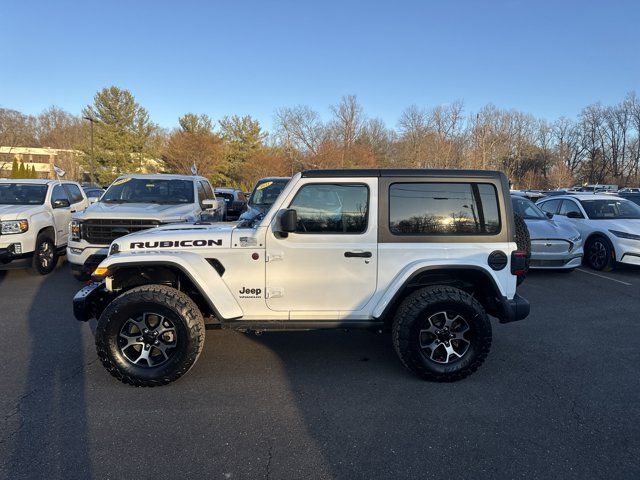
[0, 179, 89, 274]
[67, 174, 225, 280]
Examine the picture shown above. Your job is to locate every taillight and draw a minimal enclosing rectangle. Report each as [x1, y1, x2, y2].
[511, 250, 527, 276]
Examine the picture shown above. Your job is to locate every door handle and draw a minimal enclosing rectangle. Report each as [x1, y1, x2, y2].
[344, 251, 372, 258]
[71, 210, 77, 213]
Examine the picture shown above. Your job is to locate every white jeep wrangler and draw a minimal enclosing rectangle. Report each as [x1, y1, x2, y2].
[67, 174, 225, 280]
[0, 179, 88, 274]
[74, 169, 530, 386]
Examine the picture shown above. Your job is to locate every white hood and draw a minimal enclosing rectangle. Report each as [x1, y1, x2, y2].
[115, 222, 237, 251]
[595, 218, 640, 234]
[0, 204, 43, 221]
[75, 201, 197, 222]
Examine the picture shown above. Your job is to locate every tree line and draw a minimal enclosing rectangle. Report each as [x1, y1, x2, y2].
[1, 86, 640, 188]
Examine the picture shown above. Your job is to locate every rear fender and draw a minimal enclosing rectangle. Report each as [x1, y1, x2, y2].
[372, 260, 507, 319]
[97, 251, 244, 320]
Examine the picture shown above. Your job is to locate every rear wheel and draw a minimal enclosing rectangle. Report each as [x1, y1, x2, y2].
[95, 284, 205, 387]
[31, 233, 58, 275]
[392, 286, 492, 382]
[585, 236, 615, 271]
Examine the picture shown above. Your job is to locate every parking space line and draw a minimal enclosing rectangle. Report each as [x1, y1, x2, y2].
[576, 268, 633, 286]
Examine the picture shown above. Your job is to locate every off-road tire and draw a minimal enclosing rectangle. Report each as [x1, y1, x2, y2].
[95, 284, 205, 387]
[392, 286, 492, 382]
[585, 235, 615, 272]
[514, 214, 531, 285]
[31, 233, 58, 275]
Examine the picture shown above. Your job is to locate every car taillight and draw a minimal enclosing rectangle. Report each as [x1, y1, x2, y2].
[511, 250, 527, 276]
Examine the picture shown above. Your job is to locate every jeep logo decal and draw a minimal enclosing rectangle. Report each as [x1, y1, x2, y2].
[129, 239, 223, 249]
[239, 287, 262, 298]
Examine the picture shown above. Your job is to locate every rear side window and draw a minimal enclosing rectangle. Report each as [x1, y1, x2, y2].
[389, 183, 500, 235]
[539, 199, 561, 215]
[289, 183, 369, 234]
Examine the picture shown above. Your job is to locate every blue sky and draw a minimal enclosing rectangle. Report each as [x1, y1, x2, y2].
[1, 0, 638, 130]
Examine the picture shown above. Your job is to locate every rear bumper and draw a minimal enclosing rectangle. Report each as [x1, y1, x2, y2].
[498, 293, 530, 324]
[73, 281, 113, 321]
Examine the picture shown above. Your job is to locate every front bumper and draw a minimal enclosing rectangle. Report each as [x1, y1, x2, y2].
[498, 293, 530, 324]
[0, 247, 33, 269]
[67, 243, 109, 272]
[73, 281, 113, 321]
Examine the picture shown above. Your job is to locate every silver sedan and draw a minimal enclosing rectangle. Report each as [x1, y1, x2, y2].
[511, 194, 584, 270]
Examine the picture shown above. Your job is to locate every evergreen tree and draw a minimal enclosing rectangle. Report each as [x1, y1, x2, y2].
[10, 159, 18, 179]
[18, 162, 26, 178]
[82, 86, 158, 183]
[218, 115, 266, 182]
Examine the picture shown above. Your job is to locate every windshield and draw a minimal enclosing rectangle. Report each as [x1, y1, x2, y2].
[102, 178, 194, 204]
[579, 199, 640, 219]
[249, 179, 288, 206]
[511, 196, 548, 220]
[0, 183, 48, 205]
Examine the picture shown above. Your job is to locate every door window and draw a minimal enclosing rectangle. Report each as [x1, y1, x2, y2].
[558, 200, 583, 217]
[288, 184, 369, 234]
[51, 185, 69, 205]
[200, 181, 214, 199]
[63, 184, 84, 204]
[196, 182, 207, 208]
[538, 199, 561, 215]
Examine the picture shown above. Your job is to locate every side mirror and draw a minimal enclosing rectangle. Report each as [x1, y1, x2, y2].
[88, 197, 99, 205]
[202, 199, 216, 209]
[279, 208, 298, 233]
[566, 211, 583, 219]
[53, 198, 70, 209]
[546, 212, 554, 219]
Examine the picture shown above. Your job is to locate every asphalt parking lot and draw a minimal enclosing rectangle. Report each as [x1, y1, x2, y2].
[0, 262, 639, 480]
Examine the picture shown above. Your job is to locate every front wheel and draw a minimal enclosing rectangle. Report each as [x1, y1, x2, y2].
[392, 286, 492, 382]
[585, 236, 615, 271]
[31, 234, 58, 275]
[95, 284, 205, 387]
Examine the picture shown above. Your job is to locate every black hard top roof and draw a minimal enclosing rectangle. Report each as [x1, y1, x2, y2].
[301, 168, 504, 179]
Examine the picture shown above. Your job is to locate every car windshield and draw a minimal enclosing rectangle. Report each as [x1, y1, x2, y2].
[102, 178, 194, 204]
[249, 179, 288, 206]
[0, 183, 48, 205]
[511, 196, 547, 220]
[579, 199, 640, 219]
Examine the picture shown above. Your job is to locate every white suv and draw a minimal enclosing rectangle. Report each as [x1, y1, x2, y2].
[67, 174, 225, 280]
[537, 194, 640, 271]
[0, 179, 88, 274]
[74, 168, 530, 386]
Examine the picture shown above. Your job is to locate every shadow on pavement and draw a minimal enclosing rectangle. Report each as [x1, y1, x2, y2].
[7, 266, 92, 479]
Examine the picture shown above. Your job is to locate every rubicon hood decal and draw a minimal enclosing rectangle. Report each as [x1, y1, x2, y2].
[130, 239, 223, 249]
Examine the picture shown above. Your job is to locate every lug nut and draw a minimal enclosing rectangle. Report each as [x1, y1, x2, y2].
[154, 340, 159, 345]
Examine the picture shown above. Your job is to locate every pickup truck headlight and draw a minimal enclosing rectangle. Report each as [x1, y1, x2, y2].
[70, 220, 82, 241]
[609, 229, 640, 241]
[1, 219, 29, 235]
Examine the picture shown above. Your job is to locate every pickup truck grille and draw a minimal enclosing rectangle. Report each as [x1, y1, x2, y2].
[82, 219, 160, 245]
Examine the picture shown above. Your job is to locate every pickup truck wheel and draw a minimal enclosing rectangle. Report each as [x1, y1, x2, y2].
[392, 286, 492, 382]
[95, 284, 205, 387]
[31, 234, 58, 275]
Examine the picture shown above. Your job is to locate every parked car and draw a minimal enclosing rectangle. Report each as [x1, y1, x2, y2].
[618, 188, 640, 194]
[511, 194, 583, 270]
[214, 187, 248, 220]
[0, 179, 89, 274]
[67, 174, 225, 280]
[238, 177, 290, 226]
[616, 192, 640, 207]
[83, 187, 105, 204]
[537, 194, 640, 271]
